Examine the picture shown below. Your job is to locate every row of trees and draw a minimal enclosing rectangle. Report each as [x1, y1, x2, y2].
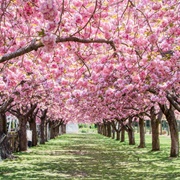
[0, 0, 179, 158]
[97, 113, 179, 152]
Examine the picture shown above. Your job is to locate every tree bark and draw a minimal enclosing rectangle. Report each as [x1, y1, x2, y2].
[150, 107, 160, 151]
[40, 109, 47, 144]
[127, 117, 135, 145]
[44, 122, 48, 142]
[166, 111, 179, 157]
[62, 124, 66, 134]
[97, 124, 101, 134]
[50, 122, 55, 139]
[18, 117, 28, 151]
[160, 104, 179, 157]
[107, 122, 111, 137]
[111, 120, 121, 141]
[0, 135, 13, 159]
[103, 123, 106, 136]
[120, 126, 125, 142]
[29, 118, 37, 146]
[138, 117, 145, 148]
[166, 109, 179, 157]
[112, 125, 115, 139]
[116, 131, 120, 140]
[0, 113, 7, 135]
[40, 118, 45, 144]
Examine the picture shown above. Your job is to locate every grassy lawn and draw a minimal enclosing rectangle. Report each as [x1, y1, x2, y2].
[0, 132, 180, 180]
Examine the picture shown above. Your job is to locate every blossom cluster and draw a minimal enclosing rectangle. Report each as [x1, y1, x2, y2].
[39, 0, 58, 21]
[41, 33, 56, 52]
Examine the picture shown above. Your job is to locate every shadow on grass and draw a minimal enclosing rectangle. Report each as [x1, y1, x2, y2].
[0, 133, 180, 180]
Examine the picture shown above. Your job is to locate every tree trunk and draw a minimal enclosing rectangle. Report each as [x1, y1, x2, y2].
[44, 122, 48, 142]
[120, 126, 125, 142]
[18, 117, 28, 151]
[0, 135, 13, 159]
[160, 104, 179, 157]
[63, 124, 66, 134]
[127, 117, 135, 145]
[150, 107, 160, 151]
[107, 122, 111, 137]
[103, 124, 106, 136]
[29, 118, 37, 146]
[97, 124, 101, 134]
[40, 109, 47, 144]
[111, 125, 115, 139]
[0, 113, 7, 135]
[138, 117, 145, 148]
[40, 118, 45, 144]
[144, 121, 147, 134]
[116, 131, 120, 140]
[55, 125, 60, 136]
[50, 122, 55, 139]
[166, 109, 179, 157]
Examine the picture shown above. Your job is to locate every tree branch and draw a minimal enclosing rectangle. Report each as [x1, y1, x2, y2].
[166, 93, 180, 112]
[0, 37, 116, 63]
[0, 98, 14, 112]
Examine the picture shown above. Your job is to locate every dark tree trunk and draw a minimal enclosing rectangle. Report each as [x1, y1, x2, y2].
[62, 124, 66, 134]
[40, 118, 45, 144]
[0, 98, 14, 137]
[112, 130, 115, 139]
[112, 125, 115, 139]
[166, 109, 179, 157]
[128, 129, 135, 145]
[107, 122, 111, 137]
[0, 113, 7, 135]
[127, 117, 135, 145]
[160, 104, 179, 157]
[55, 125, 60, 136]
[97, 124, 101, 134]
[103, 124, 106, 136]
[150, 107, 160, 151]
[18, 117, 28, 151]
[0, 135, 13, 159]
[138, 117, 145, 148]
[50, 122, 55, 139]
[116, 131, 120, 140]
[29, 118, 37, 146]
[40, 109, 47, 144]
[44, 122, 48, 142]
[120, 126, 125, 142]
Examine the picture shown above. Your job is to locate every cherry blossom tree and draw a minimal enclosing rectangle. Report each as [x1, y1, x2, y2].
[0, 0, 179, 158]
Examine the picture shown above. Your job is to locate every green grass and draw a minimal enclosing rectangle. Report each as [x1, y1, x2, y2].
[0, 133, 180, 180]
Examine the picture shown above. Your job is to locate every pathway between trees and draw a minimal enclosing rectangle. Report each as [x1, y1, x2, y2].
[0, 133, 180, 180]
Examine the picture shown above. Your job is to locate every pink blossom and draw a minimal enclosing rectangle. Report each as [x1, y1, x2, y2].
[41, 33, 56, 51]
[47, 21, 57, 31]
[74, 14, 83, 24]
[39, 0, 58, 21]
[148, 34, 158, 44]
[152, 3, 161, 11]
